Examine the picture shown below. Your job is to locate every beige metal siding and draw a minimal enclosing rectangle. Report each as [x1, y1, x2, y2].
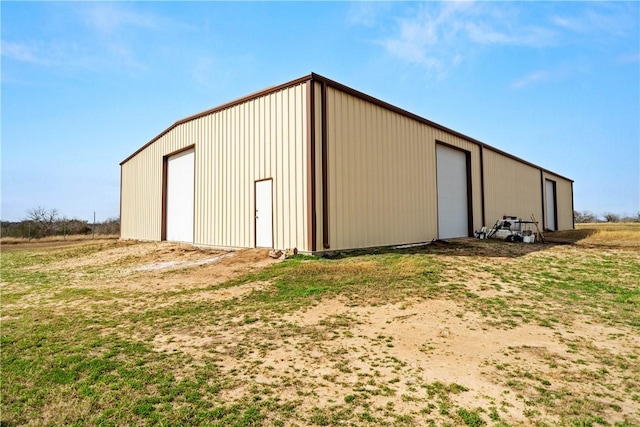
[121, 152, 163, 240]
[482, 149, 543, 226]
[121, 83, 309, 251]
[543, 171, 574, 230]
[323, 87, 482, 250]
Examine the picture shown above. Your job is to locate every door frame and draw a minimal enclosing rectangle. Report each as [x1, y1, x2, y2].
[545, 179, 558, 231]
[254, 178, 274, 248]
[435, 142, 473, 239]
[162, 146, 195, 242]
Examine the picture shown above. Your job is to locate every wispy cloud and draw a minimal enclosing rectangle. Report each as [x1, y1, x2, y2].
[78, 3, 161, 34]
[1, 39, 93, 68]
[2, 3, 163, 73]
[511, 70, 550, 89]
[510, 60, 592, 89]
[346, 2, 391, 28]
[550, 3, 637, 38]
[1, 41, 43, 64]
[375, 2, 558, 75]
[366, 2, 637, 79]
[1, 38, 145, 73]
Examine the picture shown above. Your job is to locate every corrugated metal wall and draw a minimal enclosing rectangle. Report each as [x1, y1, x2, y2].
[543, 171, 573, 230]
[122, 74, 575, 253]
[121, 150, 163, 240]
[121, 82, 309, 251]
[323, 86, 483, 251]
[482, 149, 544, 226]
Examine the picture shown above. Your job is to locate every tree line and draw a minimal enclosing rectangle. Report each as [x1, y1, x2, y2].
[2, 207, 636, 238]
[574, 210, 640, 223]
[1, 207, 120, 239]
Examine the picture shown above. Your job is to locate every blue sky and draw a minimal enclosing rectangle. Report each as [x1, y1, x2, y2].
[2, 1, 639, 222]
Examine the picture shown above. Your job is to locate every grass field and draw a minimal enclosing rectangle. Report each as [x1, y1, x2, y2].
[1, 226, 639, 426]
[0, 234, 119, 246]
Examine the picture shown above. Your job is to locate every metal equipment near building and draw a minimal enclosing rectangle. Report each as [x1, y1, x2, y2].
[486, 216, 539, 243]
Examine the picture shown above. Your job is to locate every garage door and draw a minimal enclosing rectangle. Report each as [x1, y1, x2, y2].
[166, 149, 194, 243]
[436, 144, 469, 239]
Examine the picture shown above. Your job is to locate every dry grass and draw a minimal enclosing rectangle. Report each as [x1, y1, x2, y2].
[0, 234, 119, 247]
[546, 222, 640, 246]
[576, 222, 640, 246]
[576, 222, 640, 232]
[583, 229, 640, 246]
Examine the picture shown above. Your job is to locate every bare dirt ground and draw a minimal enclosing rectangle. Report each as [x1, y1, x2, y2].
[3, 235, 639, 426]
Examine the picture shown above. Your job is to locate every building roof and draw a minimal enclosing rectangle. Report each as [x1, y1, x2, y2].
[120, 72, 573, 183]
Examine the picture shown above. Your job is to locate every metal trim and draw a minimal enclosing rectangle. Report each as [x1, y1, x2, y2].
[539, 169, 546, 231]
[479, 144, 486, 227]
[320, 80, 330, 249]
[119, 165, 123, 238]
[545, 178, 558, 231]
[571, 181, 575, 229]
[306, 81, 317, 252]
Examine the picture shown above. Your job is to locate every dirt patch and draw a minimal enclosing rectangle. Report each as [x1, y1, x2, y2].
[146, 292, 638, 424]
[3, 238, 638, 426]
[133, 252, 236, 271]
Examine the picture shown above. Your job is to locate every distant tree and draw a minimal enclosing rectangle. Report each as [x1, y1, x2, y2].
[56, 218, 91, 235]
[603, 212, 620, 223]
[94, 217, 120, 234]
[26, 207, 59, 237]
[574, 210, 597, 223]
[2, 210, 119, 240]
[620, 212, 640, 223]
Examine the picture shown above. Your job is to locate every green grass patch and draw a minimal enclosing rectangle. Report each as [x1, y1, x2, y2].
[2, 239, 639, 425]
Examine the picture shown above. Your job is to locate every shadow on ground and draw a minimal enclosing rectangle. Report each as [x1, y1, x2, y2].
[321, 237, 567, 260]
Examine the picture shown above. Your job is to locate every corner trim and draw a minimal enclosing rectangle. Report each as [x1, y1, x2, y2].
[540, 170, 546, 231]
[161, 158, 168, 241]
[479, 144, 486, 227]
[306, 81, 317, 252]
[119, 165, 123, 238]
[320, 80, 330, 249]
[571, 181, 575, 229]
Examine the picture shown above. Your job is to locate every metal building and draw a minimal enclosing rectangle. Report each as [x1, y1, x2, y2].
[120, 73, 574, 252]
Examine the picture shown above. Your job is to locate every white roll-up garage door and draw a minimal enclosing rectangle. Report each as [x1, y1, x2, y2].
[166, 149, 194, 243]
[436, 144, 469, 239]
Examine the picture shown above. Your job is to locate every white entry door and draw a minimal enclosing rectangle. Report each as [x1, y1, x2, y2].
[255, 179, 273, 248]
[436, 144, 469, 239]
[545, 179, 557, 231]
[166, 149, 194, 243]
